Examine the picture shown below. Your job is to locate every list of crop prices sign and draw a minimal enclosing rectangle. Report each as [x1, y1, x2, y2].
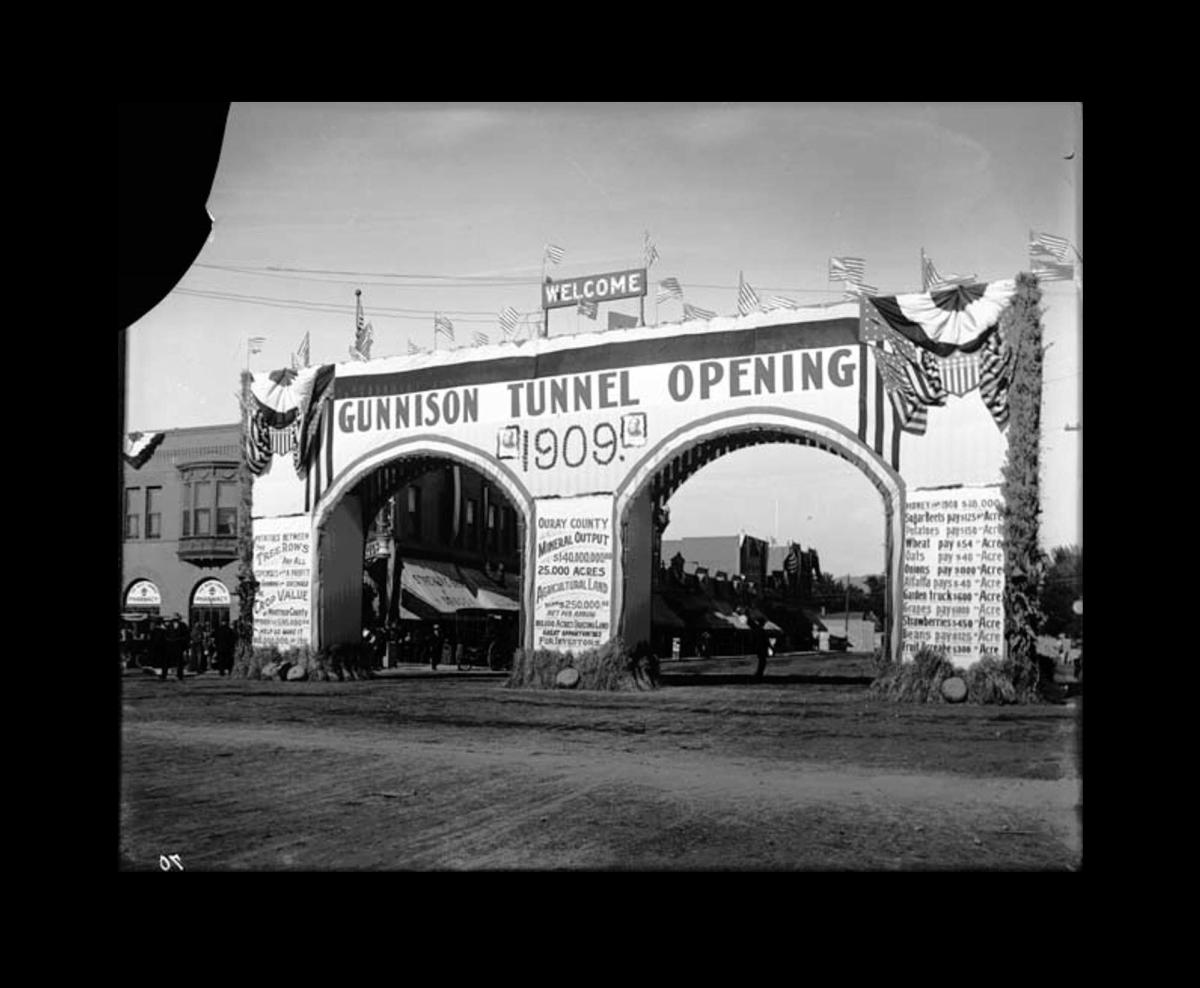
[252, 514, 313, 647]
[533, 494, 614, 652]
[901, 487, 1004, 668]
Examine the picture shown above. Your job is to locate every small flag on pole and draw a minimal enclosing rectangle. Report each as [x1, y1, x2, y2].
[434, 314, 455, 344]
[248, 336, 266, 355]
[841, 280, 878, 300]
[499, 306, 520, 337]
[407, 340, 421, 355]
[1029, 230, 1074, 263]
[738, 274, 762, 316]
[351, 290, 373, 360]
[296, 331, 310, 367]
[656, 277, 683, 303]
[683, 302, 716, 321]
[544, 243, 566, 266]
[578, 298, 598, 320]
[472, 330, 489, 346]
[643, 231, 659, 269]
[1030, 257, 1075, 282]
[829, 256, 866, 284]
[922, 249, 975, 291]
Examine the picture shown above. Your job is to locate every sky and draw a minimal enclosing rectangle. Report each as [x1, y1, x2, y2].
[125, 101, 1082, 577]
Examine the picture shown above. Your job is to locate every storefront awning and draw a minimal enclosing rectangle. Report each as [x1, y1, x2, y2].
[400, 561, 480, 614]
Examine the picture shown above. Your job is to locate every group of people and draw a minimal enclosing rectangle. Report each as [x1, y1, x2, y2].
[121, 616, 238, 679]
[360, 618, 515, 671]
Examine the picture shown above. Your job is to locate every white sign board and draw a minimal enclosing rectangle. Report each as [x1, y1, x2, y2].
[901, 486, 1004, 668]
[533, 494, 614, 652]
[192, 578, 231, 607]
[252, 514, 313, 647]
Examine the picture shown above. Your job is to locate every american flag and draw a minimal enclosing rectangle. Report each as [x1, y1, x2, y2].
[472, 330, 489, 346]
[544, 243, 566, 265]
[578, 298, 598, 320]
[643, 231, 659, 269]
[841, 280, 879, 300]
[657, 277, 683, 303]
[434, 314, 455, 343]
[683, 302, 716, 321]
[875, 348, 929, 435]
[1029, 230, 1074, 263]
[784, 543, 800, 576]
[407, 340, 421, 355]
[978, 326, 1014, 429]
[738, 278, 761, 315]
[829, 256, 866, 284]
[499, 305, 520, 337]
[922, 249, 975, 291]
[296, 331, 310, 367]
[1030, 256, 1075, 282]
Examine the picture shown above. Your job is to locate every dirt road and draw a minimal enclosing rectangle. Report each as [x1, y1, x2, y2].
[119, 672, 1081, 871]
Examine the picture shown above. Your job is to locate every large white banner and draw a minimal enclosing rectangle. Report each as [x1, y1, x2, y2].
[901, 486, 1004, 668]
[252, 514, 314, 648]
[532, 494, 614, 653]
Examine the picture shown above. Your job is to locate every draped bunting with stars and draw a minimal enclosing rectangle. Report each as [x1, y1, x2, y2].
[860, 279, 1018, 432]
[244, 364, 335, 477]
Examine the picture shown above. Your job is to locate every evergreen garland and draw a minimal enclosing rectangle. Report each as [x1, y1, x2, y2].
[235, 371, 259, 661]
[998, 273, 1047, 698]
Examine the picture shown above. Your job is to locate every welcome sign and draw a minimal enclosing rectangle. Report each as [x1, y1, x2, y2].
[542, 268, 647, 309]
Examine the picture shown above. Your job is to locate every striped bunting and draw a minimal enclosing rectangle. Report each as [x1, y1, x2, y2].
[657, 277, 683, 303]
[738, 279, 762, 315]
[578, 298, 598, 320]
[544, 243, 565, 265]
[829, 256, 866, 283]
[683, 302, 716, 321]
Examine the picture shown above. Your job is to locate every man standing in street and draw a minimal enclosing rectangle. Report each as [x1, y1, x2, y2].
[164, 614, 188, 681]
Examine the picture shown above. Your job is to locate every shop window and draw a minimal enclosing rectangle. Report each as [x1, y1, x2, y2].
[216, 481, 237, 536]
[125, 487, 141, 540]
[193, 480, 212, 536]
[145, 486, 162, 540]
[181, 482, 191, 537]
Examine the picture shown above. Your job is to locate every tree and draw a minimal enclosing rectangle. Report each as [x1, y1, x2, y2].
[1040, 544, 1082, 638]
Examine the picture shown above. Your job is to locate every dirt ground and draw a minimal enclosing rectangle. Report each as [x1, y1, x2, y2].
[119, 658, 1082, 871]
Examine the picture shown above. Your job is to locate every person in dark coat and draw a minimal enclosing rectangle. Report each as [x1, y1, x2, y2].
[751, 616, 769, 680]
[216, 620, 236, 675]
[164, 615, 189, 681]
[150, 618, 168, 680]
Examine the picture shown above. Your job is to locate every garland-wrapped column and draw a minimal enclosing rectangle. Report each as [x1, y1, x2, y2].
[234, 370, 259, 672]
[999, 273, 1046, 697]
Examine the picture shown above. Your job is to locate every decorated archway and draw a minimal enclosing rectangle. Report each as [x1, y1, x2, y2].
[246, 279, 1020, 667]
